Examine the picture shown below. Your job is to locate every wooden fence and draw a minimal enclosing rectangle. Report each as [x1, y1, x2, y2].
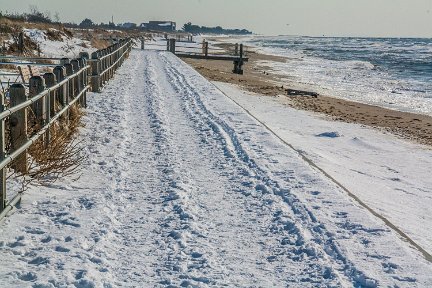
[143, 38, 248, 74]
[0, 38, 133, 219]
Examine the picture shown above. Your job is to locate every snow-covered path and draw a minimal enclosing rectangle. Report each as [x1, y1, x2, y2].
[1, 50, 431, 287]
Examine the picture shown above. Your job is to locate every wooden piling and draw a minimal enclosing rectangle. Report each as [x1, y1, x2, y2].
[29, 76, 47, 127]
[233, 44, 244, 75]
[9, 84, 28, 174]
[168, 39, 176, 54]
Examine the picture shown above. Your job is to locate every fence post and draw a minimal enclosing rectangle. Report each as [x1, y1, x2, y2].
[0, 92, 6, 212]
[9, 84, 28, 174]
[60, 57, 69, 66]
[79, 52, 89, 60]
[141, 38, 145, 50]
[90, 52, 101, 92]
[29, 76, 47, 128]
[53, 66, 69, 126]
[18, 32, 24, 54]
[64, 63, 74, 100]
[71, 59, 80, 99]
[171, 39, 176, 54]
[53, 66, 66, 107]
[166, 39, 170, 51]
[233, 44, 244, 75]
[43, 73, 56, 147]
[204, 41, 209, 57]
[78, 57, 87, 108]
[234, 43, 239, 56]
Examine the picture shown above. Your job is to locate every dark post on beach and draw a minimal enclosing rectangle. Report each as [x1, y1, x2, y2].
[233, 44, 244, 75]
[18, 32, 24, 55]
[204, 42, 209, 57]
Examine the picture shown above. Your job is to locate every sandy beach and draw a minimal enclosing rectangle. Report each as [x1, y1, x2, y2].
[181, 41, 432, 146]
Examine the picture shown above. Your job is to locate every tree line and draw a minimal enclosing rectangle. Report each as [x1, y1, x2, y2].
[182, 22, 252, 35]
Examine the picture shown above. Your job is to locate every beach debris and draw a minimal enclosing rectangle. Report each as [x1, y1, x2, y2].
[286, 88, 319, 97]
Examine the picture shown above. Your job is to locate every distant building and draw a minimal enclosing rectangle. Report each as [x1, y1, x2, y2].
[140, 21, 176, 32]
[120, 22, 137, 29]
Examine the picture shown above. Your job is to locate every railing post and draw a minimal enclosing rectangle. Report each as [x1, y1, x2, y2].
[53, 66, 69, 126]
[205, 41, 209, 57]
[90, 52, 101, 92]
[0, 92, 6, 212]
[60, 57, 69, 66]
[79, 52, 89, 60]
[234, 43, 239, 56]
[9, 84, 28, 174]
[141, 38, 145, 50]
[78, 57, 87, 108]
[43, 73, 56, 147]
[71, 59, 80, 99]
[166, 39, 170, 51]
[29, 76, 47, 127]
[64, 63, 74, 100]
[53, 66, 66, 107]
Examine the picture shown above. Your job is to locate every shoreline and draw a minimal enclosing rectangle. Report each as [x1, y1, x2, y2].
[181, 40, 432, 147]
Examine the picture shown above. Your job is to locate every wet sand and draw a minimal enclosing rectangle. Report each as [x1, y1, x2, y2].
[180, 43, 432, 146]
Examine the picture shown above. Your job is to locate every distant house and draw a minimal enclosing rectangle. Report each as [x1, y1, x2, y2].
[140, 21, 176, 32]
[120, 22, 137, 29]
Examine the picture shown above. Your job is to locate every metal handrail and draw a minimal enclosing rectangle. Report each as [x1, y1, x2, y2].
[0, 56, 63, 61]
[0, 85, 90, 171]
[98, 40, 131, 61]
[99, 47, 130, 77]
[0, 65, 90, 121]
[0, 62, 58, 67]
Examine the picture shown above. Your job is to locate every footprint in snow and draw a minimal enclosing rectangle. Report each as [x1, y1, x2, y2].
[17, 271, 37, 282]
[28, 256, 49, 265]
[55, 246, 70, 253]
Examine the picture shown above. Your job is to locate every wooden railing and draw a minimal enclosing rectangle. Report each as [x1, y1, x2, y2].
[143, 38, 248, 74]
[88, 39, 132, 92]
[0, 39, 133, 219]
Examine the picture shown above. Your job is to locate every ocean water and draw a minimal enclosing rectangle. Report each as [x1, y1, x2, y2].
[246, 36, 432, 115]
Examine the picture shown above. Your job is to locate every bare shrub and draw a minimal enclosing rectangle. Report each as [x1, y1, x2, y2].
[9, 103, 86, 191]
[46, 29, 63, 41]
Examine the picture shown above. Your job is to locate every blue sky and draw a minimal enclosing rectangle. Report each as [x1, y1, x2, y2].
[2, 0, 432, 37]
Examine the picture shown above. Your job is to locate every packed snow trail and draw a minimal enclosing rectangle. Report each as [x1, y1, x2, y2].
[0, 50, 431, 287]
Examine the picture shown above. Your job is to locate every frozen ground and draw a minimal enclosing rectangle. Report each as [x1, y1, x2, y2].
[0, 50, 431, 287]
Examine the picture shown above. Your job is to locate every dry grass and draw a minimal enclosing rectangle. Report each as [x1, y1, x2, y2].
[9, 102, 86, 191]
